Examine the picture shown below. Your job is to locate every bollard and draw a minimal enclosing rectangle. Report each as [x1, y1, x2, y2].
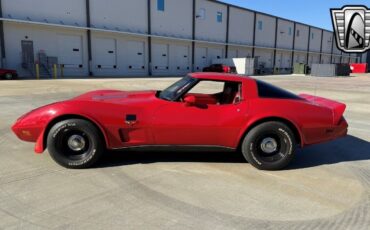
[53, 64, 57, 79]
[60, 64, 64, 78]
[35, 64, 40, 80]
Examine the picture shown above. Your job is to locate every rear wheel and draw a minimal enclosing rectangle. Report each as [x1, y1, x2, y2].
[241, 121, 296, 170]
[47, 119, 104, 169]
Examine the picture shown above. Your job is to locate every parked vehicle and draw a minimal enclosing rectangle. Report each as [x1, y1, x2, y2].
[0, 68, 18, 80]
[203, 64, 236, 73]
[12, 73, 348, 170]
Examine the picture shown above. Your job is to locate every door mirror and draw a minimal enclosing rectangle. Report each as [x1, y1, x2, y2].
[184, 95, 196, 106]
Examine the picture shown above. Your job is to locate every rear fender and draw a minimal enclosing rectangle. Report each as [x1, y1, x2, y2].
[237, 115, 304, 148]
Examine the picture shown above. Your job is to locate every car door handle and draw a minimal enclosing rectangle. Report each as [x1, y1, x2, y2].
[125, 121, 137, 126]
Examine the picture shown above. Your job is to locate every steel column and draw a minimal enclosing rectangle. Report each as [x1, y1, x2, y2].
[251, 12, 257, 58]
[225, 5, 230, 58]
[306, 27, 311, 65]
[0, 0, 6, 67]
[291, 22, 296, 71]
[319, 30, 323, 63]
[147, 0, 152, 76]
[192, 0, 196, 71]
[272, 18, 278, 70]
[86, 0, 93, 76]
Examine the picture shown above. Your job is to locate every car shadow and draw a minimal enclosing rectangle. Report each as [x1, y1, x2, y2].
[287, 135, 370, 170]
[96, 135, 370, 170]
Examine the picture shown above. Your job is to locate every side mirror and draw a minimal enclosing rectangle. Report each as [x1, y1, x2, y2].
[184, 95, 196, 106]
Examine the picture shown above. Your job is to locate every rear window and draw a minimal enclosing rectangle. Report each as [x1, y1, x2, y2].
[256, 80, 302, 100]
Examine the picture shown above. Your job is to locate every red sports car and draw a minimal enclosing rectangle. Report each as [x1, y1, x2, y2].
[12, 73, 348, 170]
[0, 68, 18, 80]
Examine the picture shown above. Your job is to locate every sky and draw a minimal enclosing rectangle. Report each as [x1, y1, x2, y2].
[220, 0, 370, 31]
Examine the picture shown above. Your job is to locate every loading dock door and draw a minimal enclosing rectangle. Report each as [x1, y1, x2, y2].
[195, 47, 208, 71]
[127, 41, 146, 71]
[209, 48, 223, 63]
[94, 37, 117, 69]
[57, 34, 83, 68]
[174, 45, 190, 74]
[152, 43, 169, 73]
[282, 52, 291, 68]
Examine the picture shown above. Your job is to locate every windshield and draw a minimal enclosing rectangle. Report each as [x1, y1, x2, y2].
[159, 76, 198, 101]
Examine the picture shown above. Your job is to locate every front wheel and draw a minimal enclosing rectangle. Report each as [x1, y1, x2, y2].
[47, 119, 104, 169]
[241, 121, 296, 170]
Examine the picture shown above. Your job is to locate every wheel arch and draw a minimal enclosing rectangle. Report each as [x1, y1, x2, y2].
[237, 116, 303, 150]
[42, 114, 109, 152]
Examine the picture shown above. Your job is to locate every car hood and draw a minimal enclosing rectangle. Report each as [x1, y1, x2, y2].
[73, 90, 157, 104]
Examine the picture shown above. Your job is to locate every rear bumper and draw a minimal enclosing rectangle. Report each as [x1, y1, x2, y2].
[302, 118, 348, 146]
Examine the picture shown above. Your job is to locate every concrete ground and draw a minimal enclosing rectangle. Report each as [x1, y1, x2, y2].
[0, 74, 370, 229]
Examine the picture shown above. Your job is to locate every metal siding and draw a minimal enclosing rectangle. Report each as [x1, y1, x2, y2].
[309, 27, 321, 52]
[321, 31, 333, 53]
[294, 24, 309, 51]
[228, 7, 254, 45]
[151, 0, 192, 39]
[2, 0, 86, 26]
[195, 0, 227, 42]
[90, 0, 147, 34]
[276, 19, 294, 49]
[255, 14, 276, 48]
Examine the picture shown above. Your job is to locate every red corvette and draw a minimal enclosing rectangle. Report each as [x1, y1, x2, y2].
[12, 73, 348, 170]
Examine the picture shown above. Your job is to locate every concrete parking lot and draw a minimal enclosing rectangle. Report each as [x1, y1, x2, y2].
[0, 74, 370, 229]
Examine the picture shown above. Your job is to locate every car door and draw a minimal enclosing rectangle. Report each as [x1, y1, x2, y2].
[150, 95, 248, 148]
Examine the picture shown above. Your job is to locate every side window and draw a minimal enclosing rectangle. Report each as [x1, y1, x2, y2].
[257, 21, 263, 30]
[187, 81, 242, 105]
[296, 29, 300, 37]
[217, 12, 223, 23]
[188, 81, 224, 95]
[157, 0, 165, 11]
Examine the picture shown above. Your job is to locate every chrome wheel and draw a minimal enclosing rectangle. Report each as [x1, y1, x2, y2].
[67, 134, 86, 151]
[260, 137, 278, 154]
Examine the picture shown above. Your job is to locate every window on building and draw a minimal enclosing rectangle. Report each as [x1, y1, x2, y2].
[197, 8, 206, 20]
[157, 0, 165, 11]
[257, 20, 263, 30]
[311, 33, 314, 39]
[296, 29, 300, 37]
[217, 12, 223, 23]
[289, 27, 292, 35]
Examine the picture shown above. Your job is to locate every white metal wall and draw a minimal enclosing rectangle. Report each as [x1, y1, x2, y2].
[276, 19, 294, 50]
[91, 32, 148, 76]
[228, 8, 254, 45]
[90, 0, 148, 33]
[255, 14, 276, 48]
[0, 0, 366, 77]
[194, 43, 224, 71]
[151, 0, 192, 39]
[294, 24, 309, 51]
[3, 22, 89, 77]
[195, 0, 227, 42]
[2, 0, 86, 26]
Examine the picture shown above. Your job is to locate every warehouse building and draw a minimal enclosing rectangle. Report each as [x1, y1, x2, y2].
[0, 0, 366, 77]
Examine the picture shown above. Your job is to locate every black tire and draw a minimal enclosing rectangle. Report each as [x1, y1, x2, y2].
[4, 73, 13, 80]
[241, 121, 296, 170]
[47, 119, 104, 169]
